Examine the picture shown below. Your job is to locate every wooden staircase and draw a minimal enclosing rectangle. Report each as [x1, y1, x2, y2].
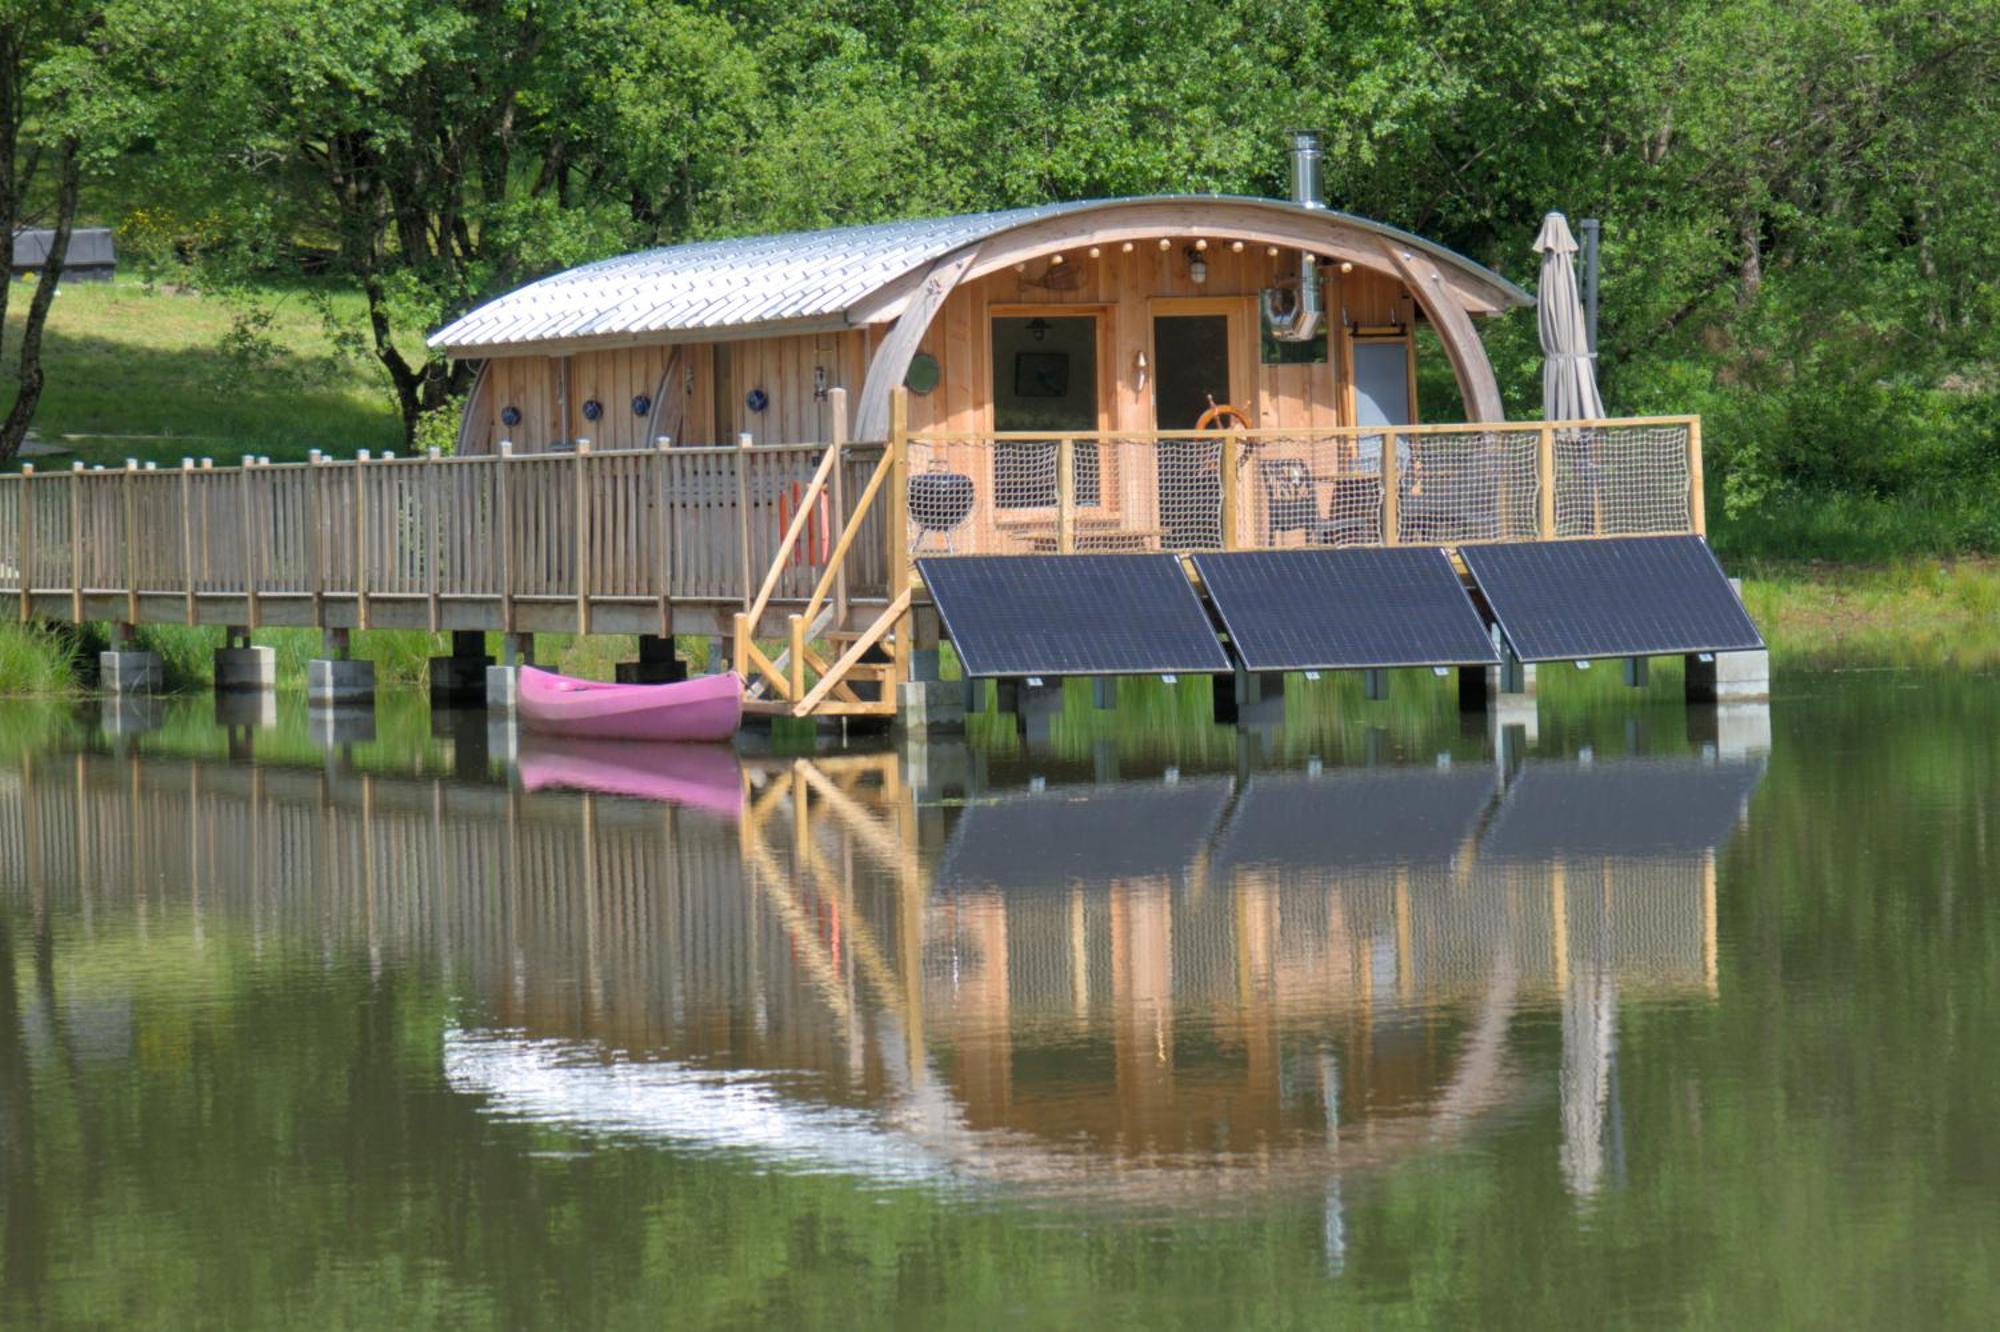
[735, 390, 913, 720]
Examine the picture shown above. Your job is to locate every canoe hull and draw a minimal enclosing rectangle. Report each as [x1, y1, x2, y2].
[517, 666, 743, 743]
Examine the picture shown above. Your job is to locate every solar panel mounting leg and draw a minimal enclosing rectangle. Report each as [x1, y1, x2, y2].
[1622, 656, 1650, 688]
[993, 678, 1020, 714]
[1018, 680, 1063, 746]
[1362, 668, 1389, 702]
[961, 676, 989, 714]
[1092, 677, 1117, 710]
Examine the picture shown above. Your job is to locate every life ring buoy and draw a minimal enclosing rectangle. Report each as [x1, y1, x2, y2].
[778, 481, 832, 567]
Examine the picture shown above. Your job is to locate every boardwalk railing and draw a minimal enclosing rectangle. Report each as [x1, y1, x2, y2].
[1, 438, 891, 636]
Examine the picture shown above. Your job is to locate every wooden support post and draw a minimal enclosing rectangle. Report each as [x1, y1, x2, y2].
[68, 462, 83, 623]
[179, 459, 196, 625]
[496, 441, 515, 633]
[887, 388, 910, 592]
[1687, 417, 1706, 537]
[573, 440, 591, 635]
[788, 612, 806, 702]
[1537, 423, 1557, 540]
[731, 610, 750, 679]
[123, 461, 139, 626]
[653, 433, 673, 636]
[354, 451, 370, 631]
[1218, 432, 1240, 550]
[826, 387, 849, 625]
[1057, 437, 1077, 554]
[307, 451, 325, 628]
[735, 432, 753, 610]
[425, 447, 441, 631]
[1380, 428, 1400, 546]
[238, 457, 259, 629]
[14, 464, 29, 621]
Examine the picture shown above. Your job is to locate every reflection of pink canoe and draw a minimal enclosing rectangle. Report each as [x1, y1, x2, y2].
[517, 666, 742, 743]
[517, 737, 744, 818]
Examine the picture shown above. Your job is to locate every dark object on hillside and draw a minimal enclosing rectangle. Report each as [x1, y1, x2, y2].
[11, 227, 116, 282]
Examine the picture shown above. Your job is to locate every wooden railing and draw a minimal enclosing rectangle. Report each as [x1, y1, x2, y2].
[903, 415, 1704, 559]
[0, 436, 891, 637]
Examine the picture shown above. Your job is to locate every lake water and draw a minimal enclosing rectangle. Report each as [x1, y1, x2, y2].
[2, 671, 1996, 1327]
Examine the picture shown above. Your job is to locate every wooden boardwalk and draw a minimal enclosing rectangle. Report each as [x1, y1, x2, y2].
[0, 393, 1704, 718]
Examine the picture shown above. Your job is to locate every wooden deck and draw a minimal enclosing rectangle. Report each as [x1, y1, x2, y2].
[1, 392, 1704, 719]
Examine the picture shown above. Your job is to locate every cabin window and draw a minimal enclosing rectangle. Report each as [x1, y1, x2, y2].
[990, 315, 1100, 508]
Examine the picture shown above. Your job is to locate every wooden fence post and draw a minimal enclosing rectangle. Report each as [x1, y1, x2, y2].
[68, 461, 83, 623]
[788, 612, 806, 701]
[123, 460, 139, 626]
[13, 464, 29, 621]
[827, 388, 849, 625]
[1537, 423, 1557, 539]
[425, 447, 442, 632]
[1218, 433, 1239, 550]
[497, 441, 515, 634]
[1057, 438, 1077, 554]
[354, 451, 370, 631]
[574, 440, 592, 635]
[735, 432, 754, 611]
[653, 433, 672, 635]
[1687, 417, 1706, 537]
[307, 451, 325, 629]
[239, 456, 260, 629]
[1380, 429, 1400, 546]
[887, 388, 909, 592]
[180, 459, 196, 625]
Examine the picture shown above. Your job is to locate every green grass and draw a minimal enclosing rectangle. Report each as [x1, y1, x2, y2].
[1712, 488, 2000, 563]
[2, 274, 407, 467]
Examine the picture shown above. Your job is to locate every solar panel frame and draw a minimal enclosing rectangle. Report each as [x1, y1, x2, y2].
[1192, 548, 1500, 672]
[919, 554, 1231, 678]
[1460, 536, 1764, 663]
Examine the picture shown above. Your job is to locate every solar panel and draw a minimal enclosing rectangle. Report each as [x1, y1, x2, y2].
[919, 554, 1231, 678]
[1192, 548, 1499, 672]
[1460, 536, 1763, 663]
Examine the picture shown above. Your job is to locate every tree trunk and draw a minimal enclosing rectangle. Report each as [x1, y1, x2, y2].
[0, 136, 80, 466]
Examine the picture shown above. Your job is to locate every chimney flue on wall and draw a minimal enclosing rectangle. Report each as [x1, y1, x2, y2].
[1265, 130, 1326, 341]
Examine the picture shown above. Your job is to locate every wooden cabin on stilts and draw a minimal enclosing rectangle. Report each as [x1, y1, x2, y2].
[3, 133, 1762, 723]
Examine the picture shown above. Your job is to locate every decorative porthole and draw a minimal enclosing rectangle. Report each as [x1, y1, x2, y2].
[905, 352, 941, 395]
[581, 398, 603, 422]
[500, 405, 522, 427]
[746, 388, 769, 413]
[631, 393, 652, 417]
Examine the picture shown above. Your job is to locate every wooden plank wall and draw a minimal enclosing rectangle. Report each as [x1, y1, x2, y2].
[451, 257, 1410, 454]
[902, 248, 1413, 436]
[458, 331, 866, 454]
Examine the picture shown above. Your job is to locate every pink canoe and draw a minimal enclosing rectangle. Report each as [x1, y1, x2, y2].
[517, 666, 743, 743]
[517, 737, 744, 818]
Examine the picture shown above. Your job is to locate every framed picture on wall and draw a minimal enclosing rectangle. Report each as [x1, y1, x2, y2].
[1014, 351, 1070, 398]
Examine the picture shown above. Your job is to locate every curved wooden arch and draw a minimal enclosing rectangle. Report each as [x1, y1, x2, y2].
[854, 200, 1515, 435]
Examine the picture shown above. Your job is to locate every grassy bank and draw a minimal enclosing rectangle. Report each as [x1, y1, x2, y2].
[2, 276, 406, 466]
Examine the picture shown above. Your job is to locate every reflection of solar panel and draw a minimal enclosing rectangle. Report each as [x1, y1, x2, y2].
[937, 780, 1235, 890]
[1460, 536, 1763, 662]
[1480, 757, 1766, 860]
[920, 555, 1229, 678]
[1193, 548, 1498, 671]
[1211, 765, 1500, 875]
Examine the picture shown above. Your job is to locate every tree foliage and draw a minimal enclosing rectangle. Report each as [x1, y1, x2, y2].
[13, 0, 2000, 525]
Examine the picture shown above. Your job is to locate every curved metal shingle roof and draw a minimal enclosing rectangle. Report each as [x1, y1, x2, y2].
[429, 197, 1530, 355]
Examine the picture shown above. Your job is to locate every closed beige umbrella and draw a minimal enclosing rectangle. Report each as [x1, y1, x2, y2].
[1534, 213, 1605, 423]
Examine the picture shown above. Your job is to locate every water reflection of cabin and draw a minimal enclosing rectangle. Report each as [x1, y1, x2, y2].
[436, 133, 1526, 513]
